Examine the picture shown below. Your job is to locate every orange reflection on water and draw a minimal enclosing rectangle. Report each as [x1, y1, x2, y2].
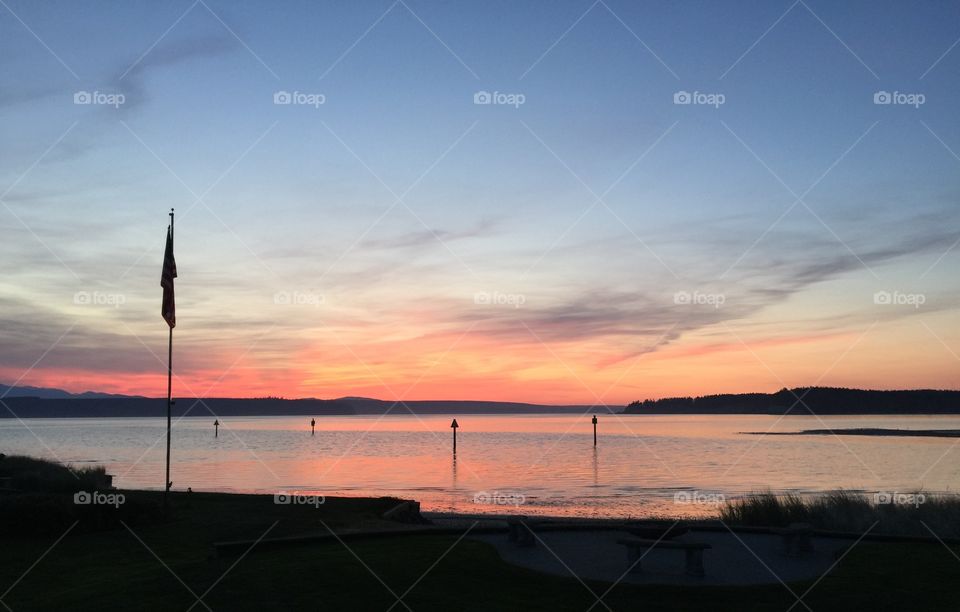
[3, 415, 959, 518]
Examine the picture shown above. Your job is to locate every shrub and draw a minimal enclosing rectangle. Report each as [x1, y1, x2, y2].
[720, 490, 960, 538]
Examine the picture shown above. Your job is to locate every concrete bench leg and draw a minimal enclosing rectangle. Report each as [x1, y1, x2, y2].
[781, 533, 797, 556]
[517, 526, 536, 547]
[685, 549, 705, 577]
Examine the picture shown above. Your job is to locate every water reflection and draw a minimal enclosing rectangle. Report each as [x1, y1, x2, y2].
[451, 453, 458, 491]
[1, 414, 958, 518]
[592, 446, 599, 488]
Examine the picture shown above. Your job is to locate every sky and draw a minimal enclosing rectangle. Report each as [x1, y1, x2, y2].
[1, 0, 959, 404]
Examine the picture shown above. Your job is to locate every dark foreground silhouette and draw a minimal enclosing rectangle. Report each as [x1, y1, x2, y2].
[2, 456, 959, 611]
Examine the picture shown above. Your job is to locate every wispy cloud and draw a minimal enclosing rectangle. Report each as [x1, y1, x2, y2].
[361, 217, 499, 250]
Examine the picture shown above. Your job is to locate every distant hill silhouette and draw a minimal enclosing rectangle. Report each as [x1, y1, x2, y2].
[6, 384, 958, 417]
[335, 397, 592, 415]
[0, 383, 141, 400]
[0, 397, 356, 418]
[0, 392, 594, 418]
[624, 387, 960, 415]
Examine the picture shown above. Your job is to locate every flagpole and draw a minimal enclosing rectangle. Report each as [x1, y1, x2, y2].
[164, 208, 174, 511]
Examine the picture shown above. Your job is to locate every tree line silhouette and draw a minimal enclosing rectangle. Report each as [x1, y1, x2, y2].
[624, 387, 960, 415]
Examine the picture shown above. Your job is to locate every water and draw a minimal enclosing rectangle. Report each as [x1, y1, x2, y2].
[2, 414, 959, 518]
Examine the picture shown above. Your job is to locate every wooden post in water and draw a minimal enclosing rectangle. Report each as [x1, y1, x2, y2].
[450, 418, 459, 454]
[214, 419, 219, 438]
[592, 414, 598, 447]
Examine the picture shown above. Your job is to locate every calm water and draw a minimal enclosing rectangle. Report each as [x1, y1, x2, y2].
[2, 414, 959, 518]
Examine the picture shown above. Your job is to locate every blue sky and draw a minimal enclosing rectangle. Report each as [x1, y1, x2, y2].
[2, 0, 959, 401]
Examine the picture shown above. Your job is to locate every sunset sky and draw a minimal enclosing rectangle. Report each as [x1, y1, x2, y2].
[2, 0, 959, 404]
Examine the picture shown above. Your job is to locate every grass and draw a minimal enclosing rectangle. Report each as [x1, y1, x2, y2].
[0, 455, 166, 536]
[0, 454, 112, 493]
[1, 458, 958, 610]
[720, 490, 960, 538]
[0, 494, 958, 611]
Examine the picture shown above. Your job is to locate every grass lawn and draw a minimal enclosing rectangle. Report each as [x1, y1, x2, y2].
[1, 490, 959, 611]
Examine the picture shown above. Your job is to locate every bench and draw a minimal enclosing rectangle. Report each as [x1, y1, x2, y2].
[506, 517, 542, 547]
[617, 537, 712, 577]
[625, 524, 690, 540]
[770, 523, 814, 556]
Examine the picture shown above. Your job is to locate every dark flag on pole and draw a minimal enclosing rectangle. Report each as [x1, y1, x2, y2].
[161, 225, 177, 328]
[162, 209, 176, 508]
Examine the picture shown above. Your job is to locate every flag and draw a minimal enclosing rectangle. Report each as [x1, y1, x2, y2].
[161, 225, 177, 328]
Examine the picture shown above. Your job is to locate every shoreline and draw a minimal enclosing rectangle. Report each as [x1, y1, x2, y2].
[8, 411, 960, 420]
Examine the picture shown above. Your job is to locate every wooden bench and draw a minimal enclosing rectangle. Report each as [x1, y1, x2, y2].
[770, 523, 814, 556]
[506, 516, 542, 547]
[617, 537, 712, 577]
